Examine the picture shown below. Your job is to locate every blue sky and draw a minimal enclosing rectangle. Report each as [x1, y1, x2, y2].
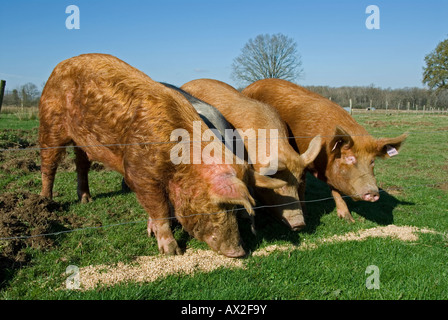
[0, 0, 447, 91]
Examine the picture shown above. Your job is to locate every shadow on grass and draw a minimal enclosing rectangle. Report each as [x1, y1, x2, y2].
[345, 189, 414, 225]
[73, 174, 414, 258]
[56, 181, 132, 209]
[240, 172, 415, 254]
[304, 173, 414, 227]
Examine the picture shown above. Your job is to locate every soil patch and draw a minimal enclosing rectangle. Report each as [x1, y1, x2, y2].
[365, 120, 434, 129]
[365, 120, 388, 128]
[435, 182, 448, 191]
[0, 192, 84, 280]
[1, 158, 40, 173]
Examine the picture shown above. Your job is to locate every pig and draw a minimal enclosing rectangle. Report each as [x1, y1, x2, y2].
[38, 53, 285, 257]
[242, 78, 408, 222]
[181, 79, 323, 231]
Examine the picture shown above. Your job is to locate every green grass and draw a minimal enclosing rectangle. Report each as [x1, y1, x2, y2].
[0, 116, 39, 131]
[0, 112, 447, 300]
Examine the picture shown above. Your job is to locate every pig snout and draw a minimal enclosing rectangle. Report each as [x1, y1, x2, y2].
[219, 244, 246, 258]
[289, 221, 306, 231]
[362, 190, 380, 202]
[281, 210, 306, 231]
[211, 238, 246, 258]
[204, 231, 246, 258]
[351, 174, 380, 202]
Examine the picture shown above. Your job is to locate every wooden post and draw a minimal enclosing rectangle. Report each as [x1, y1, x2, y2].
[385, 100, 388, 112]
[349, 98, 352, 115]
[0, 80, 6, 115]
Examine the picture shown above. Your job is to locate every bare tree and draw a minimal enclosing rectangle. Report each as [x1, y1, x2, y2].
[231, 33, 303, 85]
[19, 82, 40, 107]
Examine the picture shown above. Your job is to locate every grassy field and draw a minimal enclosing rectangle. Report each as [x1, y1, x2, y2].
[0, 111, 447, 300]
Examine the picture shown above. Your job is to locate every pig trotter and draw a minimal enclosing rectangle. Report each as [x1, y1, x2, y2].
[159, 239, 183, 255]
[338, 210, 355, 223]
[332, 189, 355, 223]
[79, 193, 92, 204]
[75, 147, 92, 204]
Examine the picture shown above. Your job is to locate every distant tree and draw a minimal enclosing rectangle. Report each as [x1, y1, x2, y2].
[11, 89, 20, 106]
[19, 82, 40, 107]
[303, 85, 446, 110]
[20, 87, 26, 107]
[423, 38, 448, 91]
[231, 33, 303, 84]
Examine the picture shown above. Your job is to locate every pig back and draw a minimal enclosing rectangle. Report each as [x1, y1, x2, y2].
[40, 54, 201, 174]
[182, 79, 287, 135]
[242, 78, 369, 154]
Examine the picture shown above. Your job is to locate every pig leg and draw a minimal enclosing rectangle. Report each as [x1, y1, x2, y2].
[39, 123, 73, 199]
[74, 147, 92, 203]
[40, 146, 66, 199]
[147, 219, 154, 237]
[331, 189, 355, 222]
[134, 187, 182, 255]
[147, 202, 175, 237]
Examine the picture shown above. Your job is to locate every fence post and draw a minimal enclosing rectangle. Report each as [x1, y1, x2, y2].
[0, 80, 6, 115]
[349, 98, 352, 115]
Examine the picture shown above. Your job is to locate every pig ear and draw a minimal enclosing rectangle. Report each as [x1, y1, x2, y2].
[210, 174, 256, 216]
[300, 136, 323, 166]
[376, 133, 408, 158]
[252, 170, 287, 189]
[330, 126, 354, 154]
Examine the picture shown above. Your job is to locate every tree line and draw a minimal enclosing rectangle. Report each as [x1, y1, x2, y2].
[303, 85, 448, 110]
[2, 82, 41, 107]
[2, 81, 448, 111]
